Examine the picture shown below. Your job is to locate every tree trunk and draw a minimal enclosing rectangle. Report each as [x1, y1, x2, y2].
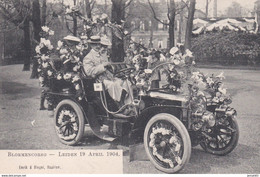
[111, 0, 126, 62]
[23, 17, 31, 71]
[73, 16, 77, 36]
[184, 0, 196, 50]
[178, 10, 183, 43]
[85, 0, 92, 19]
[42, 0, 47, 26]
[149, 18, 154, 48]
[205, 0, 208, 18]
[31, 0, 41, 78]
[168, 20, 175, 49]
[168, 0, 176, 49]
[73, 0, 77, 36]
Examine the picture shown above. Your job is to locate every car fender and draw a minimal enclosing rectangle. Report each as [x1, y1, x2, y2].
[130, 105, 184, 140]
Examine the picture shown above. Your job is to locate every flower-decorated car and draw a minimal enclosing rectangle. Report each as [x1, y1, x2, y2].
[36, 21, 238, 173]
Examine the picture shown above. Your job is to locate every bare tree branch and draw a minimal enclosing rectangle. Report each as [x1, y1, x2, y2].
[147, 0, 169, 25]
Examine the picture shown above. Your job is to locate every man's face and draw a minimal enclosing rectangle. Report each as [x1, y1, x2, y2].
[100, 45, 108, 54]
[91, 43, 101, 51]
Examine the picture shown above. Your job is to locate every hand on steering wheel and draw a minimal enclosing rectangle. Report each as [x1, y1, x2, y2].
[114, 67, 135, 78]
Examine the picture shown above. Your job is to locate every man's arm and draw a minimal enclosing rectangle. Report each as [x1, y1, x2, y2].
[83, 55, 106, 78]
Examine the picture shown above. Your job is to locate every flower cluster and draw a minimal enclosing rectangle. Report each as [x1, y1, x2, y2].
[36, 27, 55, 87]
[187, 70, 232, 113]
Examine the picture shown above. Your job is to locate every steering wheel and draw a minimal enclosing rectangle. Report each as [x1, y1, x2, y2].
[114, 67, 135, 78]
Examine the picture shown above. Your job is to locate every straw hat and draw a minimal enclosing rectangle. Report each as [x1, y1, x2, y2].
[63, 35, 81, 43]
[88, 36, 101, 44]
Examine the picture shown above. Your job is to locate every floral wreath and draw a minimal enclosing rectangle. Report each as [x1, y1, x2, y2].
[149, 127, 182, 167]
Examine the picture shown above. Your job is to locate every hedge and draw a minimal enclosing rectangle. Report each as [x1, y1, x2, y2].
[191, 31, 260, 65]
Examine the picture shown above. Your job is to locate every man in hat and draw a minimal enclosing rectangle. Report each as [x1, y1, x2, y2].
[83, 36, 131, 107]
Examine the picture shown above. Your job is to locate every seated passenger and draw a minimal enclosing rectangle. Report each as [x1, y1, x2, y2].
[83, 36, 132, 107]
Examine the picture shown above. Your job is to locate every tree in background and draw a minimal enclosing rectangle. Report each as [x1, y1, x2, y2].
[0, 0, 32, 71]
[111, 0, 132, 62]
[223, 1, 243, 18]
[148, 0, 186, 49]
[184, 0, 195, 50]
[31, 0, 41, 78]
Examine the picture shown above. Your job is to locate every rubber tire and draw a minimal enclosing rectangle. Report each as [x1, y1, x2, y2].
[200, 116, 239, 156]
[54, 99, 85, 146]
[144, 113, 191, 174]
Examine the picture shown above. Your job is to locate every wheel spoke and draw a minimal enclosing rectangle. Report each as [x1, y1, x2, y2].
[219, 130, 232, 136]
[63, 126, 68, 136]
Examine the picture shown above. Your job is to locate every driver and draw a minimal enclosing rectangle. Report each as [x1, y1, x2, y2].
[83, 36, 132, 107]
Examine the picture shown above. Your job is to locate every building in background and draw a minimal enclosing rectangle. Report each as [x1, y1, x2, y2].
[128, 0, 206, 49]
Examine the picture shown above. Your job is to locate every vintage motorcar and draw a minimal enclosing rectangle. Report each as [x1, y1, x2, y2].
[45, 62, 239, 174]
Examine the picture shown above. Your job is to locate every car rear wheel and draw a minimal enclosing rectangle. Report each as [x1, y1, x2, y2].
[54, 99, 85, 146]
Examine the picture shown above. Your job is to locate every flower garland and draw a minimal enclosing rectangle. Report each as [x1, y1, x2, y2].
[149, 127, 182, 167]
[56, 109, 78, 140]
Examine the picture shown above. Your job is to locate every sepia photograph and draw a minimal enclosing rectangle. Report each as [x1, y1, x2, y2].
[0, 0, 259, 175]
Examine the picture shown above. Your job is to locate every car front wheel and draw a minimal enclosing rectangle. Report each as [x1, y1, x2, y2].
[144, 113, 191, 173]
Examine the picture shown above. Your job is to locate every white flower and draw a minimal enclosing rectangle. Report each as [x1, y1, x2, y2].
[206, 77, 214, 85]
[41, 54, 49, 61]
[37, 68, 41, 72]
[47, 70, 53, 76]
[73, 65, 80, 72]
[49, 30, 54, 36]
[57, 40, 63, 50]
[74, 56, 80, 62]
[60, 48, 68, 55]
[35, 45, 41, 54]
[173, 59, 180, 65]
[101, 13, 108, 20]
[191, 72, 203, 80]
[169, 47, 179, 55]
[44, 39, 51, 46]
[78, 97, 82, 101]
[92, 15, 98, 23]
[185, 49, 193, 57]
[132, 55, 139, 63]
[168, 64, 175, 71]
[75, 84, 80, 90]
[218, 87, 227, 95]
[192, 61, 196, 65]
[160, 54, 166, 61]
[63, 73, 72, 80]
[39, 76, 44, 82]
[65, 8, 72, 14]
[57, 74, 62, 80]
[47, 44, 53, 50]
[64, 110, 70, 115]
[42, 62, 48, 68]
[72, 75, 80, 83]
[216, 72, 225, 80]
[42, 26, 49, 32]
[134, 64, 139, 71]
[170, 73, 175, 78]
[40, 38, 46, 44]
[144, 69, 152, 74]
